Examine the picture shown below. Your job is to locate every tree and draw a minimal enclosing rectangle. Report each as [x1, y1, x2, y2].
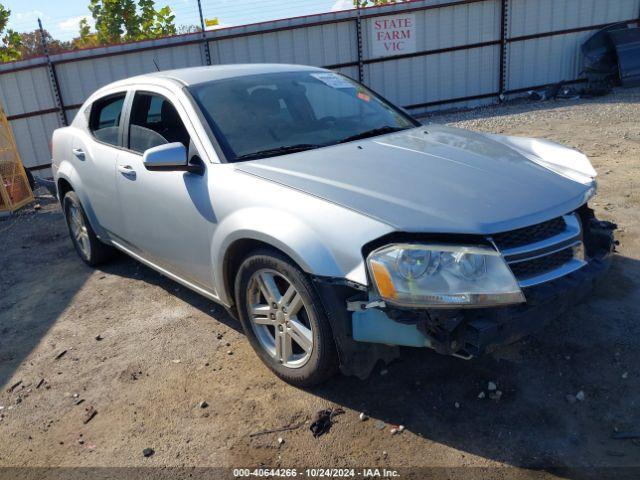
[0, 4, 21, 62]
[74, 18, 101, 48]
[354, 0, 410, 6]
[17, 30, 74, 58]
[82, 0, 176, 45]
[138, 0, 154, 37]
[152, 6, 176, 37]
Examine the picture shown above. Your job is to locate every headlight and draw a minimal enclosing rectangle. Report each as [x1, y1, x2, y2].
[367, 243, 525, 308]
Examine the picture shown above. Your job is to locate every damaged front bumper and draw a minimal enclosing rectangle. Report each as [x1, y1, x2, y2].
[352, 250, 612, 359]
[315, 208, 616, 379]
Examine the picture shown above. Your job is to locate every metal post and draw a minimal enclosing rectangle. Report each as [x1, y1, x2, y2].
[355, 1, 364, 83]
[38, 18, 68, 126]
[498, 0, 509, 101]
[197, 0, 212, 66]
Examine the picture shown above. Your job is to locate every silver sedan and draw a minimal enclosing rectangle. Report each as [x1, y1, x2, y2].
[52, 64, 615, 386]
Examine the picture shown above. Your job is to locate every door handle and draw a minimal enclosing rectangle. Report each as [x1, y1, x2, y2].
[72, 148, 85, 160]
[117, 165, 136, 177]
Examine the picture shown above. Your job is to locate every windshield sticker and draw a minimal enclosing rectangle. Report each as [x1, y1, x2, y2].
[310, 73, 354, 89]
[357, 92, 371, 102]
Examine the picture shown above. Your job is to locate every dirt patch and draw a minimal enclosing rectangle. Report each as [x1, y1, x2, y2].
[1, 90, 639, 477]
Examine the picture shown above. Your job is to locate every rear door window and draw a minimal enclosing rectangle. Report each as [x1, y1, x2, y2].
[89, 94, 126, 146]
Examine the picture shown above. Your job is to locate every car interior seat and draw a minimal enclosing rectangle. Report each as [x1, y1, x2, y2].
[160, 101, 190, 148]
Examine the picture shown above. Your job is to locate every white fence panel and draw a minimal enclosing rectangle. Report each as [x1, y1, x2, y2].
[366, 45, 500, 111]
[0, 67, 54, 116]
[362, 0, 501, 58]
[210, 22, 357, 67]
[10, 113, 59, 170]
[65, 107, 82, 125]
[508, 32, 589, 91]
[509, 0, 640, 37]
[506, 0, 640, 91]
[363, 0, 501, 112]
[335, 65, 359, 80]
[56, 43, 204, 107]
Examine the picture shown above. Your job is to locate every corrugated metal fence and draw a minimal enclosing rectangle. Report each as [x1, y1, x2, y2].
[1, 0, 638, 176]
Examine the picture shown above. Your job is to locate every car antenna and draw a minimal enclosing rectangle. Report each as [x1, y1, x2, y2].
[153, 57, 160, 71]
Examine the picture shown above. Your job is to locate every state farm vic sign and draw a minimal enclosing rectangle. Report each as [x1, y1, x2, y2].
[370, 13, 417, 58]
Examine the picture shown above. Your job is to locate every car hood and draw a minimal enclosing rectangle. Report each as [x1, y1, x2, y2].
[235, 125, 595, 234]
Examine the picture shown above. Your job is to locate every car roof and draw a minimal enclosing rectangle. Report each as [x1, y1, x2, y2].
[109, 63, 328, 89]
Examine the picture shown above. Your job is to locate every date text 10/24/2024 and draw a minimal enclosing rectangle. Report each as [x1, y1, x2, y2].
[233, 468, 400, 478]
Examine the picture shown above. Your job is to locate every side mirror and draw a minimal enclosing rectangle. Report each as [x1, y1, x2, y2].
[143, 142, 203, 174]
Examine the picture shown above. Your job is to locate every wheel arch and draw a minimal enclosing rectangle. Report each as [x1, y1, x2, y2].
[212, 207, 351, 307]
[57, 177, 74, 204]
[222, 237, 304, 309]
[55, 166, 107, 239]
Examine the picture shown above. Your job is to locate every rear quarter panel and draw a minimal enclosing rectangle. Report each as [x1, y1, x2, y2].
[51, 126, 74, 188]
[52, 124, 111, 239]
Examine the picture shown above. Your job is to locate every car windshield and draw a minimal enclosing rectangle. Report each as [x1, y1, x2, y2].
[188, 71, 418, 161]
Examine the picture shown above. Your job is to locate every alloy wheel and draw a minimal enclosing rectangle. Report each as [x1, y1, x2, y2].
[246, 268, 314, 368]
[68, 203, 91, 260]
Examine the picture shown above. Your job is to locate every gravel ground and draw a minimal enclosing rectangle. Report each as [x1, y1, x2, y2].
[0, 88, 639, 479]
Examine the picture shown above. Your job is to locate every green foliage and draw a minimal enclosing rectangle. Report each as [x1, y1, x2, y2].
[82, 0, 176, 45]
[138, 0, 156, 38]
[17, 29, 75, 58]
[122, 0, 140, 40]
[75, 18, 100, 48]
[354, 0, 409, 6]
[153, 6, 176, 37]
[0, 4, 22, 62]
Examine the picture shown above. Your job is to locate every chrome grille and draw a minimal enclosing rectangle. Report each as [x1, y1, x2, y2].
[492, 213, 587, 288]
[508, 248, 574, 279]
[493, 217, 567, 250]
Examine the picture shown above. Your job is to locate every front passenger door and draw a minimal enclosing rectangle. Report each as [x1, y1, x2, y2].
[115, 90, 218, 292]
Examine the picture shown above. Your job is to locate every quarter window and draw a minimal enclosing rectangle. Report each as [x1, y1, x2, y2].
[128, 92, 190, 154]
[89, 94, 126, 147]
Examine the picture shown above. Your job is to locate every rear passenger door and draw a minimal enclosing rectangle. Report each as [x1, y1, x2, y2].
[114, 88, 217, 291]
[74, 92, 127, 236]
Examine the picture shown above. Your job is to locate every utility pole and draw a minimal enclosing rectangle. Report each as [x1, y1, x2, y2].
[355, 1, 364, 83]
[498, 0, 509, 102]
[38, 18, 68, 126]
[197, 0, 212, 66]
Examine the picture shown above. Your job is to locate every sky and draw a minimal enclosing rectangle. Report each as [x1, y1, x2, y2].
[4, 0, 356, 41]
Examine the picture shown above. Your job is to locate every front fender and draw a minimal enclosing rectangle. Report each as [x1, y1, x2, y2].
[211, 206, 348, 305]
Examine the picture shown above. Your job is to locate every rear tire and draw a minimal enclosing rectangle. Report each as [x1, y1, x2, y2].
[234, 249, 339, 387]
[63, 191, 114, 267]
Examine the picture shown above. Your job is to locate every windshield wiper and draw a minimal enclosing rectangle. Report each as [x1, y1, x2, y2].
[337, 125, 409, 144]
[235, 144, 322, 161]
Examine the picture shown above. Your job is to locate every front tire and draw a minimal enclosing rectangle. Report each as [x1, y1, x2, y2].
[234, 249, 339, 387]
[63, 191, 114, 267]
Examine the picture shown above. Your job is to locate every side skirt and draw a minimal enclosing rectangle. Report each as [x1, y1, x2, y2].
[109, 239, 229, 307]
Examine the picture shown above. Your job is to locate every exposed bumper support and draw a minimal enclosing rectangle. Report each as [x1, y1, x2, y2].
[456, 252, 612, 356]
[316, 207, 616, 377]
[314, 280, 400, 379]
